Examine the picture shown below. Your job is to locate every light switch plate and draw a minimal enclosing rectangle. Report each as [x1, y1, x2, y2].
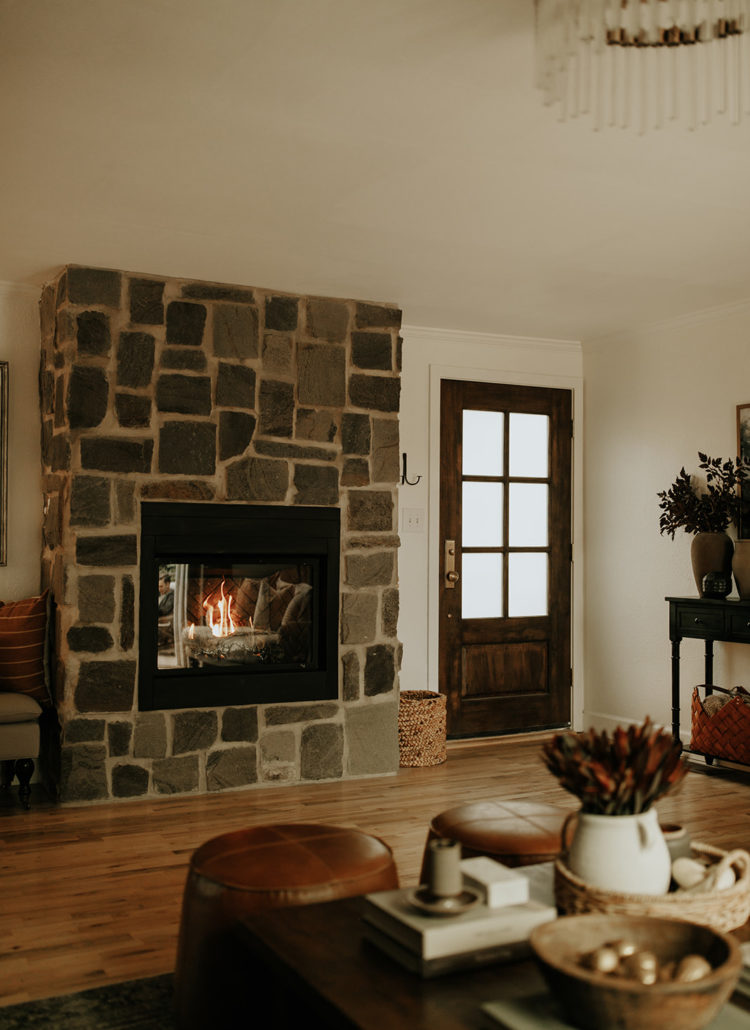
[402, 508, 425, 533]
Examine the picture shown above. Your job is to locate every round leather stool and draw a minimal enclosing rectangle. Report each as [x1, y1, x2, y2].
[175, 823, 399, 1030]
[419, 800, 570, 883]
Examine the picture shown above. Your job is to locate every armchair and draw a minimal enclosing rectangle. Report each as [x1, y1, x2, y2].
[0, 692, 41, 809]
[0, 590, 51, 809]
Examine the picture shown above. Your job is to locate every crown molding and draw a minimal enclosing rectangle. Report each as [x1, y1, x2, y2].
[401, 323, 582, 354]
[588, 295, 750, 346]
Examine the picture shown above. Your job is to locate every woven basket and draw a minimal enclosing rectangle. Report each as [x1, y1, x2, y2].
[398, 690, 447, 767]
[554, 841, 750, 933]
[690, 686, 750, 764]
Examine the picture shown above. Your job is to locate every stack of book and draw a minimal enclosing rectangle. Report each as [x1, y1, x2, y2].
[361, 862, 556, 978]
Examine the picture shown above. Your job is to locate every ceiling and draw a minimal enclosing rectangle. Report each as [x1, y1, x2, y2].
[2, 0, 750, 341]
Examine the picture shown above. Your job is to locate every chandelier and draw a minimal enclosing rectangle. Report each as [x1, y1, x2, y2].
[535, 0, 750, 131]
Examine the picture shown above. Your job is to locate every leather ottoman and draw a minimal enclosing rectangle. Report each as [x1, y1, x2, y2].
[175, 823, 399, 1030]
[420, 799, 569, 882]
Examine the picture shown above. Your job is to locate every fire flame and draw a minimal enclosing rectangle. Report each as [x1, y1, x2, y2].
[203, 579, 236, 638]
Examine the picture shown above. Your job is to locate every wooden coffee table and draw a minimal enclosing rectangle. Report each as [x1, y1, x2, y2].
[239, 897, 750, 1029]
[237, 896, 549, 1029]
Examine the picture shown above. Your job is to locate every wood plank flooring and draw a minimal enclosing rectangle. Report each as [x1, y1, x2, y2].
[2, 734, 750, 1006]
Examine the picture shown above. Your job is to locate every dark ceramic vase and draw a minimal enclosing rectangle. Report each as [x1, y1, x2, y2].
[732, 539, 750, 600]
[691, 532, 734, 597]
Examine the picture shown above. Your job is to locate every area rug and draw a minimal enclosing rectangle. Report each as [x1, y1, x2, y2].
[0, 974, 174, 1030]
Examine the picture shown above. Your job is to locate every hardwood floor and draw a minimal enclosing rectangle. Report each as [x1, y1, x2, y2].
[2, 734, 750, 1006]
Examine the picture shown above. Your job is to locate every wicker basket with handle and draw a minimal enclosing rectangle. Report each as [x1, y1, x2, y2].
[690, 685, 750, 765]
[554, 840, 750, 932]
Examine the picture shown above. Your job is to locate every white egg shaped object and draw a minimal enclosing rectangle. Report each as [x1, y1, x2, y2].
[672, 857, 708, 889]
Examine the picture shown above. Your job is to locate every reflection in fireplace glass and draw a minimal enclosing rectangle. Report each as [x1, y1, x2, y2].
[156, 561, 313, 671]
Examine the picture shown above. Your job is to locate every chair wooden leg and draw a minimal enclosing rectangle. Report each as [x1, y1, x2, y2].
[1, 759, 14, 790]
[15, 758, 34, 810]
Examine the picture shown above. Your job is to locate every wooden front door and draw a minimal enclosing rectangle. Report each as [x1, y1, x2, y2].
[439, 379, 572, 737]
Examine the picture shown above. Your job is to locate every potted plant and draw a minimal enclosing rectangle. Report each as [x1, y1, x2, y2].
[541, 718, 688, 894]
[657, 453, 750, 597]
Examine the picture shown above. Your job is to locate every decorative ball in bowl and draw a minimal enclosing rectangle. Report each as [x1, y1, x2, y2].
[529, 914, 741, 1030]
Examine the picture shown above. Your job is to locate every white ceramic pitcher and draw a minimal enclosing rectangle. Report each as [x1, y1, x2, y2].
[565, 808, 671, 895]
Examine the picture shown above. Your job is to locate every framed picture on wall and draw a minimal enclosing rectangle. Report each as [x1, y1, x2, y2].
[0, 362, 7, 565]
[737, 404, 750, 539]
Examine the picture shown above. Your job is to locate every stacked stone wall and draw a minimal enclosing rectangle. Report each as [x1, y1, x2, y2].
[39, 266, 402, 803]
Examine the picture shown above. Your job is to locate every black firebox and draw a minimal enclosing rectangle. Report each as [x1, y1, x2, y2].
[138, 502, 340, 711]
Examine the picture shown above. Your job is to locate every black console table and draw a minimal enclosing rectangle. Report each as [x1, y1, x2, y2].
[667, 595, 750, 752]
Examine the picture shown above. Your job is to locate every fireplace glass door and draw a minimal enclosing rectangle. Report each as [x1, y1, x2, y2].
[156, 560, 315, 671]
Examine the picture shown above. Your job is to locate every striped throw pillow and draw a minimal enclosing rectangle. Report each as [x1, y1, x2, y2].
[0, 590, 51, 703]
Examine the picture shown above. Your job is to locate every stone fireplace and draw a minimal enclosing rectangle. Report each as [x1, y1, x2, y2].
[39, 265, 402, 803]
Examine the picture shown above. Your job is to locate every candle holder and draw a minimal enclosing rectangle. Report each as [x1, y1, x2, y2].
[426, 838, 463, 898]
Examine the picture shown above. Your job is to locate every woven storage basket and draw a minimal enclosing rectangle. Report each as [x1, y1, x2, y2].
[690, 686, 750, 765]
[554, 841, 750, 933]
[398, 690, 447, 767]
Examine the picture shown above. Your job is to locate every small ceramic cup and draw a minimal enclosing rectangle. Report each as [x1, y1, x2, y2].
[660, 823, 692, 862]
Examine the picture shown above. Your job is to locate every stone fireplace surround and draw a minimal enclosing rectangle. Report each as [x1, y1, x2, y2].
[39, 265, 402, 803]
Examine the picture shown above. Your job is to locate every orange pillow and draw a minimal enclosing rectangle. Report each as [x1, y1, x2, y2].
[0, 590, 51, 703]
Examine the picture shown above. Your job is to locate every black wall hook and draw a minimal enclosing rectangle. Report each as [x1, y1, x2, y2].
[401, 453, 422, 486]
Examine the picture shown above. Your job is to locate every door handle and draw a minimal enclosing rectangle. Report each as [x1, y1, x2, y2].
[444, 540, 458, 589]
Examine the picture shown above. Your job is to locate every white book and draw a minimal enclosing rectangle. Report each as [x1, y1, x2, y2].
[361, 888, 556, 960]
[362, 921, 533, 978]
[482, 995, 750, 1030]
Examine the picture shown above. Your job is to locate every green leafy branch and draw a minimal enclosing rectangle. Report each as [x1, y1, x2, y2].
[657, 453, 750, 538]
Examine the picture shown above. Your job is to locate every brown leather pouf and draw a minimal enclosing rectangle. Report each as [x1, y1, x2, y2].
[175, 823, 399, 1030]
[419, 799, 569, 883]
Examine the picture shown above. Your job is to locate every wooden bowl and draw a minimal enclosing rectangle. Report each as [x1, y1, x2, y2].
[530, 914, 741, 1030]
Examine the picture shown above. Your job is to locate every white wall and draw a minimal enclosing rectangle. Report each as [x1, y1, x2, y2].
[0, 282, 43, 600]
[398, 325, 585, 729]
[584, 300, 750, 737]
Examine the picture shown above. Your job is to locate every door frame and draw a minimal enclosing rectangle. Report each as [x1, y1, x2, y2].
[427, 362, 585, 733]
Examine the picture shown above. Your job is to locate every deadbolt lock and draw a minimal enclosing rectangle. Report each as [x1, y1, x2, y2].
[444, 540, 459, 588]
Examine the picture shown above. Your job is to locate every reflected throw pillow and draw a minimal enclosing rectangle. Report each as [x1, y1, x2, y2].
[253, 579, 295, 631]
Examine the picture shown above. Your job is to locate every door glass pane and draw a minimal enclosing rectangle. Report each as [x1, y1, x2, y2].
[508, 553, 548, 617]
[462, 553, 503, 619]
[509, 413, 549, 478]
[463, 410, 504, 476]
[509, 484, 548, 547]
[462, 482, 503, 547]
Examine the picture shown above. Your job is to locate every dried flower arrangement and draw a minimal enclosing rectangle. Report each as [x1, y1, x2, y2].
[541, 718, 688, 816]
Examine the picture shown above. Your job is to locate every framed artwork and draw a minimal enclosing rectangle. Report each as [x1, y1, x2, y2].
[739, 404, 750, 462]
[737, 404, 750, 539]
[0, 363, 6, 564]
